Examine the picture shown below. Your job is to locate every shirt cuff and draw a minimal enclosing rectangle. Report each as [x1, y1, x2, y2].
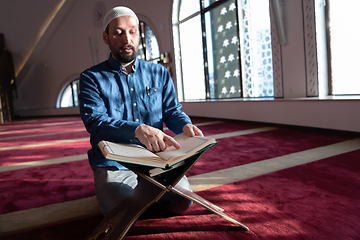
[123, 121, 142, 143]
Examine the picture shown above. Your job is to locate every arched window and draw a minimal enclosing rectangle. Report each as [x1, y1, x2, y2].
[57, 79, 79, 108]
[173, 0, 274, 101]
[137, 21, 160, 63]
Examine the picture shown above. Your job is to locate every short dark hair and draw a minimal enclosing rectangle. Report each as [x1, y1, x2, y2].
[105, 25, 109, 35]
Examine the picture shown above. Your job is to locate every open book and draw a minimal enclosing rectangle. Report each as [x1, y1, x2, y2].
[98, 133, 216, 170]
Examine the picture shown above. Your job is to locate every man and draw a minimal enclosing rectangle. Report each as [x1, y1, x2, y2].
[79, 6, 203, 216]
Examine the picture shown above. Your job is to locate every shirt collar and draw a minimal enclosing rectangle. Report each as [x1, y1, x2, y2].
[108, 53, 138, 74]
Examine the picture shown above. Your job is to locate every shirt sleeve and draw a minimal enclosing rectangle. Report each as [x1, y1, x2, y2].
[79, 71, 140, 143]
[161, 68, 192, 134]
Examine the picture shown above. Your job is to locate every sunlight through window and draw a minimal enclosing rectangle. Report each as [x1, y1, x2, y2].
[328, 0, 360, 95]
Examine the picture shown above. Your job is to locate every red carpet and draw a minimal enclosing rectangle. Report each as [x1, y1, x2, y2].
[0, 127, 88, 148]
[0, 140, 90, 165]
[1, 116, 359, 239]
[0, 160, 94, 214]
[125, 150, 360, 239]
[187, 123, 353, 176]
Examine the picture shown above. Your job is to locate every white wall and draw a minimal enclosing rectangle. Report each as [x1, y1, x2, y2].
[1, 0, 174, 116]
[181, 99, 360, 132]
[0, 0, 359, 132]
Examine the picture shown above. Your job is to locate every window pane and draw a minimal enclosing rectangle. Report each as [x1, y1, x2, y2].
[239, 0, 273, 97]
[179, 15, 206, 100]
[137, 42, 146, 60]
[72, 81, 79, 107]
[205, 0, 241, 98]
[144, 24, 160, 61]
[179, 0, 200, 21]
[202, 0, 219, 8]
[60, 85, 73, 108]
[138, 22, 160, 63]
[314, 0, 328, 97]
[328, 0, 360, 95]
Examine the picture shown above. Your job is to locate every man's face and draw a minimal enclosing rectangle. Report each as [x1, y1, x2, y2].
[103, 16, 140, 64]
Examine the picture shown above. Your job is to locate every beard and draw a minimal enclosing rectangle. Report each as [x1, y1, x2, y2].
[111, 44, 138, 64]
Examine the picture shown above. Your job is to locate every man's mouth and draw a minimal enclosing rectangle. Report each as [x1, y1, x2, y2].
[121, 45, 134, 54]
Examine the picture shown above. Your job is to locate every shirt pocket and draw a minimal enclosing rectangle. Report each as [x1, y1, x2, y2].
[139, 87, 162, 124]
[148, 87, 161, 98]
[147, 87, 162, 108]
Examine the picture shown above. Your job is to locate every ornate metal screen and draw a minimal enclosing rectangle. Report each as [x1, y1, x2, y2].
[204, 0, 242, 98]
[240, 0, 274, 97]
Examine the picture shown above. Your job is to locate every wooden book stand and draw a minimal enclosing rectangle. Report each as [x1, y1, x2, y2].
[87, 151, 249, 240]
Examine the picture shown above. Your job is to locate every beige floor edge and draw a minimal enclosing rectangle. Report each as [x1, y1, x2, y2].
[1, 138, 359, 235]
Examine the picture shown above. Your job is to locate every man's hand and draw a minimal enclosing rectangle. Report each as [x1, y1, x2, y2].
[182, 123, 204, 137]
[135, 124, 180, 152]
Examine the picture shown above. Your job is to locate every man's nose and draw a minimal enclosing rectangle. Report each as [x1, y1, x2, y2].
[123, 32, 131, 44]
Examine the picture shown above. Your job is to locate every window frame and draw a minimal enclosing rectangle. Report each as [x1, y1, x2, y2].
[174, 0, 277, 101]
[324, 1, 333, 95]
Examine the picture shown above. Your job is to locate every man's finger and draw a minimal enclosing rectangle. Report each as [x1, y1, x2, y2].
[194, 126, 204, 137]
[144, 141, 154, 152]
[158, 139, 167, 152]
[163, 135, 181, 149]
[183, 125, 194, 137]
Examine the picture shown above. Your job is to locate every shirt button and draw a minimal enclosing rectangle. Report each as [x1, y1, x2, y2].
[130, 88, 134, 91]
[135, 119, 139, 122]
[133, 103, 137, 106]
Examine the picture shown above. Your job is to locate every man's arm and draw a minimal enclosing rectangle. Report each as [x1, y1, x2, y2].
[160, 68, 193, 134]
[79, 71, 140, 143]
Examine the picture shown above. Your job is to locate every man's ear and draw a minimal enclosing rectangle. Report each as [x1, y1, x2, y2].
[103, 31, 109, 45]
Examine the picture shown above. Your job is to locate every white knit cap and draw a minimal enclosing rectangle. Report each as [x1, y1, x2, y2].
[103, 6, 139, 31]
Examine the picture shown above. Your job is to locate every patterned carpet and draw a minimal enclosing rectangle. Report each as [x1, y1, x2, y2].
[0, 116, 359, 239]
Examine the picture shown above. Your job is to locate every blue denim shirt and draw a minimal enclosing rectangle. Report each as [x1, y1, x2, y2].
[79, 55, 192, 169]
